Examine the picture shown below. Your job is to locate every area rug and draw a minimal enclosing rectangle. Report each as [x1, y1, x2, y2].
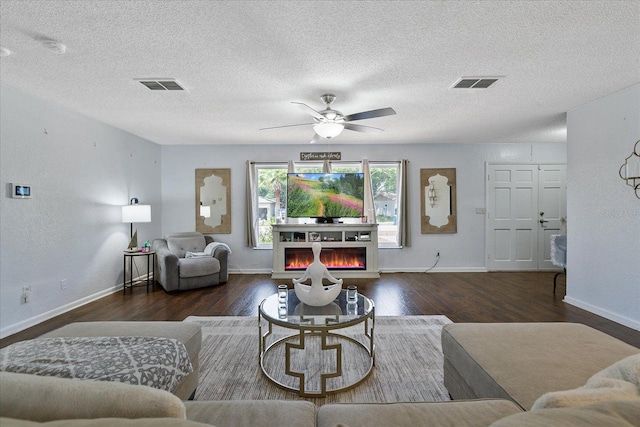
[184, 315, 452, 405]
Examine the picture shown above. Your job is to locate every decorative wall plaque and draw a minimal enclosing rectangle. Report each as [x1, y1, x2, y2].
[196, 169, 231, 234]
[420, 168, 457, 234]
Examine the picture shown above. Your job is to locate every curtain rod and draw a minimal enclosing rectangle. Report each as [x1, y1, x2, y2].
[249, 160, 405, 165]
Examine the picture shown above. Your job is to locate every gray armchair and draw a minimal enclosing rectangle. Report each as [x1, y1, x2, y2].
[153, 232, 229, 292]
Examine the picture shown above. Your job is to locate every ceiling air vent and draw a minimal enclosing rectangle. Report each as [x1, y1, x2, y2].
[452, 77, 501, 89]
[136, 79, 185, 91]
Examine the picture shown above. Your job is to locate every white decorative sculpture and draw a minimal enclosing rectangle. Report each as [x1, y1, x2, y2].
[292, 242, 343, 306]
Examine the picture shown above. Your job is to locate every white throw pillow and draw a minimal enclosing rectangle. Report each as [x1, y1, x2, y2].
[531, 353, 640, 410]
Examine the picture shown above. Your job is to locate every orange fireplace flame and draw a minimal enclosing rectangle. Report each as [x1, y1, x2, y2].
[285, 249, 365, 270]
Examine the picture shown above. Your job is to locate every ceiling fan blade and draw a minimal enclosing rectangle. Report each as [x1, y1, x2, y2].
[343, 107, 396, 122]
[259, 122, 314, 131]
[291, 102, 324, 120]
[344, 123, 384, 133]
[309, 134, 323, 144]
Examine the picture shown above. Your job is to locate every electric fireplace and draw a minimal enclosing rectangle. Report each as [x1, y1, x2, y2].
[271, 223, 380, 279]
[285, 247, 366, 271]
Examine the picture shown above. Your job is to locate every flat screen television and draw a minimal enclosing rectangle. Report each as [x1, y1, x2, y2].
[287, 173, 365, 222]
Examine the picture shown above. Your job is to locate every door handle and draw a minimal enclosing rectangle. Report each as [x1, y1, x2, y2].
[539, 219, 549, 224]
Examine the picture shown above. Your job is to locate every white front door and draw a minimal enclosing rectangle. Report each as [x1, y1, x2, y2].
[486, 164, 566, 271]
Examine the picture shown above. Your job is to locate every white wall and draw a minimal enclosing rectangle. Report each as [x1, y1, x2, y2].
[566, 84, 640, 330]
[0, 85, 162, 337]
[160, 142, 567, 274]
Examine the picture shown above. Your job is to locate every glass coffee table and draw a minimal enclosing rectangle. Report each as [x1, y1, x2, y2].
[259, 289, 375, 397]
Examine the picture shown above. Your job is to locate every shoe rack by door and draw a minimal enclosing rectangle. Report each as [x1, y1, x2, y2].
[486, 164, 566, 271]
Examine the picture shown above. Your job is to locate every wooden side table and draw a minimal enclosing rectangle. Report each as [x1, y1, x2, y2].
[123, 250, 156, 294]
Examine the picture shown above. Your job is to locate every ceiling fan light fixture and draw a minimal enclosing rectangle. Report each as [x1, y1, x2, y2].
[323, 110, 338, 120]
[314, 122, 344, 139]
[262, 94, 395, 141]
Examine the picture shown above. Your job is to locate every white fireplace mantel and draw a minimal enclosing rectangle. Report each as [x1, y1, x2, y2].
[271, 223, 380, 279]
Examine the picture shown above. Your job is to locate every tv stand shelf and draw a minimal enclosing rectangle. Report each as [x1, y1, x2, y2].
[272, 223, 379, 279]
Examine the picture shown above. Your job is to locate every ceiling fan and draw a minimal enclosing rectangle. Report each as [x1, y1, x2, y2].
[261, 94, 396, 143]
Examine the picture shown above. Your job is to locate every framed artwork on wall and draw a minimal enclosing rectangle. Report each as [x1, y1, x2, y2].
[196, 168, 231, 234]
[420, 168, 457, 234]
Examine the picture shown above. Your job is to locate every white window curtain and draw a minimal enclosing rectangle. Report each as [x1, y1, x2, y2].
[244, 161, 258, 247]
[397, 159, 410, 247]
[362, 159, 376, 224]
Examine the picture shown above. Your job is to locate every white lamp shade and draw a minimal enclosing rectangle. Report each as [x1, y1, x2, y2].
[122, 204, 151, 223]
[314, 122, 344, 139]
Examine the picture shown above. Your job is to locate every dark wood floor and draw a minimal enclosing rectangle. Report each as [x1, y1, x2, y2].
[2, 272, 639, 348]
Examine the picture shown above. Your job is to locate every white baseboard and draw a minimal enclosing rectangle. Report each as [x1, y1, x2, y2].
[1, 284, 123, 339]
[229, 269, 272, 275]
[564, 296, 640, 331]
[379, 267, 488, 273]
[230, 267, 488, 275]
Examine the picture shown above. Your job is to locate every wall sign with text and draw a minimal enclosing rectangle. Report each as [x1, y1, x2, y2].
[300, 152, 341, 161]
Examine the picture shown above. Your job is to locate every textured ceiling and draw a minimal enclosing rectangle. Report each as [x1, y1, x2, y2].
[1, 0, 638, 146]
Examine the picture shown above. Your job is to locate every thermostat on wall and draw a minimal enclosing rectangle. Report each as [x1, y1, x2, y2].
[11, 183, 32, 199]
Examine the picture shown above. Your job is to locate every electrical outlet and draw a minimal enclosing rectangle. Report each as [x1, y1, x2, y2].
[60, 279, 68, 290]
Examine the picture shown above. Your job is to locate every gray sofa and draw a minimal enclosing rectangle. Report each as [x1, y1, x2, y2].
[1, 321, 638, 426]
[153, 232, 229, 292]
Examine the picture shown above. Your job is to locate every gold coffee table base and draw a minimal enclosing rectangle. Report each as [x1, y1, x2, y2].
[258, 291, 375, 397]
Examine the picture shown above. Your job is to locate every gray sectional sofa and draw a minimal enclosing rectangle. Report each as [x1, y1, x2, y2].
[1, 321, 638, 426]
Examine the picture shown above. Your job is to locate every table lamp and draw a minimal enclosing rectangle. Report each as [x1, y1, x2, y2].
[122, 198, 151, 251]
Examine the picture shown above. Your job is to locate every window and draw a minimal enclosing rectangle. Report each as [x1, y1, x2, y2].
[256, 164, 287, 246]
[250, 161, 402, 248]
[332, 164, 361, 174]
[295, 165, 322, 174]
[370, 162, 400, 246]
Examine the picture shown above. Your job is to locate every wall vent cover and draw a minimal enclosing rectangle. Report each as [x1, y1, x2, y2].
[452, 77, 501, 89]
[136, 79, 185, 91]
